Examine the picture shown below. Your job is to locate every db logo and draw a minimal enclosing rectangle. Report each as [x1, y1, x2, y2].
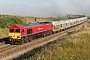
[38, 28, 43, 30]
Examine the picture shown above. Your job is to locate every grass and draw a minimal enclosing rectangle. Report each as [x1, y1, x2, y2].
[0, 28, 8, 35]
[14, 23, 90, 60]
[0, 15, 24, 28]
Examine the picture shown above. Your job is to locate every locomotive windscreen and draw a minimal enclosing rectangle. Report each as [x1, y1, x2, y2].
[9, 29, 20, 33]
[10, 29, 14, 33]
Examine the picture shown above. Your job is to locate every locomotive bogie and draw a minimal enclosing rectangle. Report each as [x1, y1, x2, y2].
[9, 38, 20, 45]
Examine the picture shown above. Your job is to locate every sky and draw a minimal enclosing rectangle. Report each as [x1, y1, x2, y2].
[0, 0, 90, 17]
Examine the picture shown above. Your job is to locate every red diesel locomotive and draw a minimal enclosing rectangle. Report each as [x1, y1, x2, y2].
[9, 22, 53, 44]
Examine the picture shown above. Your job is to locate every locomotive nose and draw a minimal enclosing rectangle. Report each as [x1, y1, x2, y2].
[9, 33, 21, 39]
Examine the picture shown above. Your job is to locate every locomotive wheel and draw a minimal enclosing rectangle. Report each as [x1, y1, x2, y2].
[33, 35, 37, 40]
[28, 36, 33, 41]
[28, 37, 31, 42]
[9, 38, 14, 45]
[28, 38, 31, 42]
[49, 32, 52, 35]
[46, 32, 48, 36]
[25, 39, 29, 43]
[48, 31, 51, 35]
[21, 38, 25, 43]
[10, 40, 14, 45]
[27, 37, 30, 42]
[24, 37, 28, 43]
[43, 33, 46, 37]
[18, 40, 22, 45]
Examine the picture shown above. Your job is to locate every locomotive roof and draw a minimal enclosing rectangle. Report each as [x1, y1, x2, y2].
[21, 23, 40, 26]
[21, 22, 51, 28]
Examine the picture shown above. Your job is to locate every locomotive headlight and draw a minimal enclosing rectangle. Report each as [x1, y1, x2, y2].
[17, 36, 20, 38]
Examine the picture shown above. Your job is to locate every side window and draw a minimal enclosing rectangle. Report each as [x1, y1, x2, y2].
[27, 29, 32, 34]
[21, 29, 24, 33]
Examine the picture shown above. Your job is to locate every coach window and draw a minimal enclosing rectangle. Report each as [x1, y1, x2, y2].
[60, 24, 62, 27]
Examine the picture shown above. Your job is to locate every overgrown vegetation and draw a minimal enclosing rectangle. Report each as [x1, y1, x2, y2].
[13, 24, 90, 60]
[0, 15, 24, 28]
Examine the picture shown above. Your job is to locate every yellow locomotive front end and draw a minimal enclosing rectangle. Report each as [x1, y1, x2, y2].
[9, 28, 22, 44]
[9, 33, 21, 39]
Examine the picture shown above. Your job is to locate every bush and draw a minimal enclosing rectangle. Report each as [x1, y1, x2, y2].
[0, 15, 25, 28]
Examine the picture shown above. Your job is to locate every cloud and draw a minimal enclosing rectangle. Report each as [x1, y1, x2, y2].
[0, 0, 90, 17]
[54, 0, 90, 16]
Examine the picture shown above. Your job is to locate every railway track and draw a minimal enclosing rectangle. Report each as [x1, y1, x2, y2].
[0, 45, 17, 53]
[0, 44, 10, 50]
[0, 21, 88, 60]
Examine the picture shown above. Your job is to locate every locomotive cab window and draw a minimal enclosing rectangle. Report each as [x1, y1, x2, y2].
[21, 29, 24, 33]
[10, 29, 14, 33]
[15, 29, 20, 33]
